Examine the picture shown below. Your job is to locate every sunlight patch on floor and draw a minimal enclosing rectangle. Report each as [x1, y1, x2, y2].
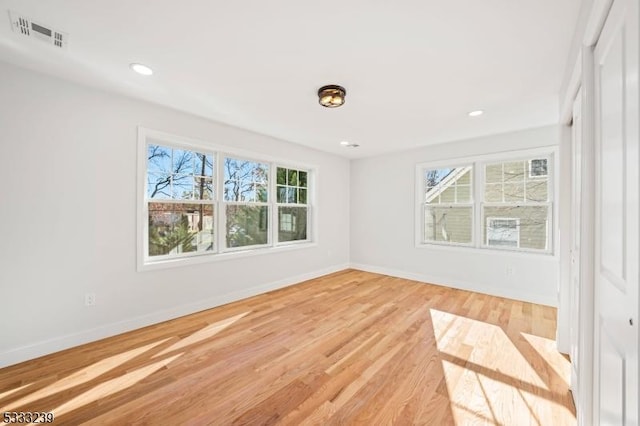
[0, 383, 32, 403]
[154, 311, 250, 357]
[53, 352, 183, 417]
[430, 309, 547, 389]
[0, 338, 171, 412]
[451, 400, 502, 424]
[431, 308, 576, 426]
[521, 332, 571, 388]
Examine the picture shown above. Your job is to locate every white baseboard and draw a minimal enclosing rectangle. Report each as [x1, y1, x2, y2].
[0, 263, 350, 368]
[349, 263, 557, 307]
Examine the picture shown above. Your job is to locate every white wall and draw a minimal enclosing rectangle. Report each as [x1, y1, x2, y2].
[350, 126, 561, 306]
[0, 61, 350, 367]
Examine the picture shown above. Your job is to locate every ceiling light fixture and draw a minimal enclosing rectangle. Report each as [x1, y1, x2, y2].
[468, 110, 484, 117]
[318, 85, 346, 108]
[130, 63, 153, 76]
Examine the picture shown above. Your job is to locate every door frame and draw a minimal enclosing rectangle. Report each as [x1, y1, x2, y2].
[558, 2, 613, 425]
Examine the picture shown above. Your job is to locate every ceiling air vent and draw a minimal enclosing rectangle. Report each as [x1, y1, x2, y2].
[8, 11, 68, 49]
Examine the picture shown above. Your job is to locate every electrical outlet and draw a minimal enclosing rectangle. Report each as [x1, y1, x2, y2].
[85, 293, 96, 306]
[505, 266, 515, 276]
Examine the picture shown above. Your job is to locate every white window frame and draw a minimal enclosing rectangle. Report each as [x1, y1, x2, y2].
[415, 146, 556, 256]
[137, 127, 316, 271]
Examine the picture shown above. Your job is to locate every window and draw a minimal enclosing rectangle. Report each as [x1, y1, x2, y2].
[146, 144, 215, 259]
[416, 150, 553, 254]
[423, 166, 473, 244]
[276, 167, 309, 243]
[223, 157, 269, 249]
[139, 129, 313, 269]
[483, 158, 550, 250]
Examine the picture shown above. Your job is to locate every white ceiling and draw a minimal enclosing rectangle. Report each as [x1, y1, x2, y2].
[0, 1, 582, 158]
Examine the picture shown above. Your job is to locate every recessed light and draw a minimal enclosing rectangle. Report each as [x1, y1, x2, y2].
[340, 141, 360, 148]
[130, 63, 153, 76]
[468, 110, 484, 117]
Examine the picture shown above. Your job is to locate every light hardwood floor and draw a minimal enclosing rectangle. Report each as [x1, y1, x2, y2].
[0, 270, 575, 425]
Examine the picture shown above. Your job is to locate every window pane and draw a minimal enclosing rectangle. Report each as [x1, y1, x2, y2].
[457, 169, 471, 185]
[194, 153, 214, 177]
[299, 188, 307, 204]
[503, 161, 525, 182]
[483, 205, 548, 250]
[172, 175, 193, 199]
[173, 149, 195, 176]
[425, 167, 471, 205]
[424, 206, 472, 244]
[526, 179, 548, 202]
[194, 177, 213, 200]
[485, 183, 502, 202]
[278, 206, 307, 242]
[529, 159, 548, 177]
[287, 187, 298, 203]
[277, 167, 287, 185]
[224, 158, 269, 202]
[457, 185, 471, 203]
[288, 169, 298, 186]
[503, 182, 525, 202]
[299, 171, 308, 187]
[147, 173, 172, 199]
[226, 205, 268, 248]
[147, 145, 172, 175]
[440, 187, 455, 203]
[485, 164, 502, 183]
[277, 186, 287, 203]
[148, 203, 214, 256]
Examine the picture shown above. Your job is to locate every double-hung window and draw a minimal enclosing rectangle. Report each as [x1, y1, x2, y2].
[482, 157, 551, 251]
[146, 144, 215, 259]
[223, 157, 270, 249]
[276, 167, 309, 243]
[139, 128, 314, 269]
[417, 149, 554, 254]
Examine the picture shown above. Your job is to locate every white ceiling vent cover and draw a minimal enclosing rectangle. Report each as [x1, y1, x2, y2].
[8, 11, 68, 49]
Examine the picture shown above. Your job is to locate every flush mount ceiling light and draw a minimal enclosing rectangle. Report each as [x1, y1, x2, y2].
[130, 63, 153, 76]
[318, 85, 346, 108]
[468, 110, 484, 117]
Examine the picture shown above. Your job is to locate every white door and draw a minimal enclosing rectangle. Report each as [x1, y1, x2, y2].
[594, 0, 639, 423]
[570, 88, 583, 398]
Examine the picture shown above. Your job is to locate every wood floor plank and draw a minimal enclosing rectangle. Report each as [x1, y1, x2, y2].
[0, 270, 575, 425]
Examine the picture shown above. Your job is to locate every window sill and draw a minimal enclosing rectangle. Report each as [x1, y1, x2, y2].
[138, 241, 317, 272]
[415, 241, 556, 260]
